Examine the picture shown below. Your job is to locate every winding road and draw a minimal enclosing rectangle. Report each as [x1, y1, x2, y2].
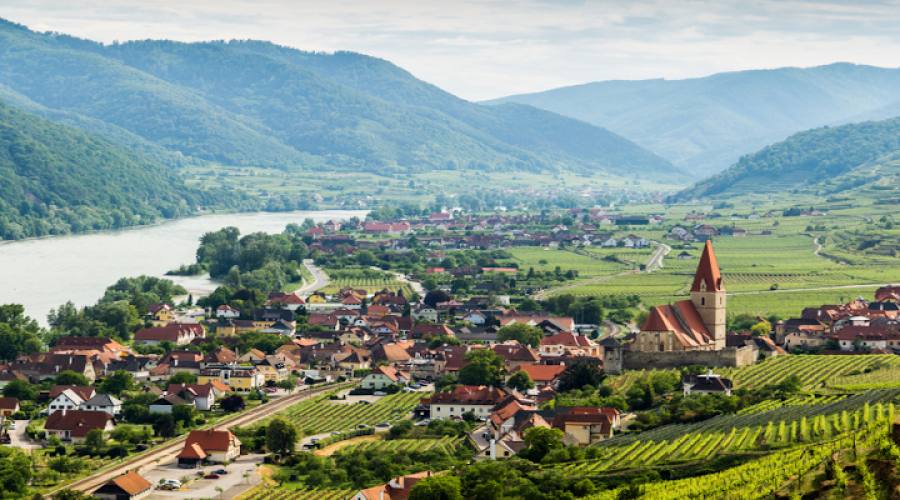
[295, 259, 330, 296]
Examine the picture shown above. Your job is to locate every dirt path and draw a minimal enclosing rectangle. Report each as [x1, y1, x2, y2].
[314, 434, 382, 456]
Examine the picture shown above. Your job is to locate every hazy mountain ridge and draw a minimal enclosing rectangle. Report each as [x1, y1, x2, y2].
[0, 99, 204, 239]
[491, 63, 900, 176]
[0, 19, 681, 180]
[671, 116, 900, 200]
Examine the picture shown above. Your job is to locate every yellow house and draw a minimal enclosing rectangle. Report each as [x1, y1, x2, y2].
[198, 365, 264, 391]
[149, 304, 175, 326]
[307, 294, 327, 304]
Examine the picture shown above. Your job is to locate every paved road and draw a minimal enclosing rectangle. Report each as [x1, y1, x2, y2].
[145, 453, 264, 499]
[7, 419, 40, 450]
[389, 271, 425, 296]
[296, 259, 330, 296]
[645, 242, 671, 272]
[49, 382, 353, 497]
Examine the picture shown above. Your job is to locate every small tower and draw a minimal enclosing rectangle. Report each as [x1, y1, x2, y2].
[690, 240, 726, 350]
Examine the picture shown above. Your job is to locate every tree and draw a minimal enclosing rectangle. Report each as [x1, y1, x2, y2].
[110, 424, 152, 445]
[423, 290, 451, 308]
[266, 417, 298, 456]
[152, 414, 176, 437]
[53, 490, 93, 500]
[0, 446, 32, 496]
[172, 405, 195, 426]
[55, 370, 89, 386]
[750, 320, 772, 336]
[506, 370, 534, 391]
[84, 429, 106, 455]
[409, 475, 463, 500]
[497, 323, 543, 348]
[458, 349, 505, 387]
[2, 379, 36, 400]
[167, 372, 197, 385]
[520, 426, 565, 462]
[557, 358, 604, 392]
[0, 304, 44, 361]
[99, 371, 134, 396]
[220, 394, 245, 412]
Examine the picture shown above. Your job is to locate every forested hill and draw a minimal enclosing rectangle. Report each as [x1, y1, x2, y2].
[0, 19, 681, 180]
[671, 117, 900, 200]
[491, 63, 900, 176]
[0, 99, 204, 239]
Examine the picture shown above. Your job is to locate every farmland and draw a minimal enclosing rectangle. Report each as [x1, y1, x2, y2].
[551, 391, 897, 476]
[320, 268, 414, 296]
[271, 392, 424, 435]
[338, 436, 464, 455]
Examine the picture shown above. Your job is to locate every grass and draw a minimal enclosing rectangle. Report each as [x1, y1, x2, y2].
[272, 392, 425, 435]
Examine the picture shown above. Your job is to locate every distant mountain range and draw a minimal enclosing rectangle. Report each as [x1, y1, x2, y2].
[0, 18, 680, 181]
[491, 63, 900, 177]
[671, 116, 900, 200]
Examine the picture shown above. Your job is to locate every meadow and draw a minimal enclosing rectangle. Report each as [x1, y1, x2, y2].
[269, 392, 424, 435]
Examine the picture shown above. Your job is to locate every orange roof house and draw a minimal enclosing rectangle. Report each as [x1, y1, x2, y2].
[354, 471, 433, 500]
[177, 429, 241, 467]
[92, 470, 152, 499]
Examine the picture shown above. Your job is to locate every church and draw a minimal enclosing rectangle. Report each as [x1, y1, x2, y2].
[633, 240, 727, 352]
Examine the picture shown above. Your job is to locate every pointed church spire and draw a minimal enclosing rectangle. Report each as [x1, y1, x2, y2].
[691, 240, 723, 292]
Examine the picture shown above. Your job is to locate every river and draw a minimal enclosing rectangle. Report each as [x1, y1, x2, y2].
[0, 210, 367, 325]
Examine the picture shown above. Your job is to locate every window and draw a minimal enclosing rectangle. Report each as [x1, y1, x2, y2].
[701, 297, 705, 306]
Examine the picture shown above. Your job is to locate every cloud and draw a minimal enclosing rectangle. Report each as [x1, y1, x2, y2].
[1, 0, 899, 100]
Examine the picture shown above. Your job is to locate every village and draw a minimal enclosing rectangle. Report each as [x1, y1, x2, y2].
[0, 204, 897, 499]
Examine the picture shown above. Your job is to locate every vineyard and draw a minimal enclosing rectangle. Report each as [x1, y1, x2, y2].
[272, 392, 425, 435]
[586, 416, 894, 500]
[551, 396, 896, 477]
[735, 394, 846, 415]
[239, 487, 352, 500]
[827, 365, 900, 391]
[719, 354, 900, 389]
[321, 276, 412, 296]
[337, 436, 463, 455]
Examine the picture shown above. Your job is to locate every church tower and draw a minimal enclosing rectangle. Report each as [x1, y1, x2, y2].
[690, 240, 726, 350]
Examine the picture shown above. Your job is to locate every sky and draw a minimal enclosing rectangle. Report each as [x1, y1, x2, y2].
[1, 0, 899, 100]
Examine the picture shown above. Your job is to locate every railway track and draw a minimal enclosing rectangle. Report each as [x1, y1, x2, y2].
[46, 381, 354, 497]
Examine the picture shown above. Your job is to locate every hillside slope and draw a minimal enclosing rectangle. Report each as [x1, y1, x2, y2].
[0, 99, 202, 239]
[0, 19, 681, 180]
[671, 117, 900, 200]
[491, 64, 900, 176]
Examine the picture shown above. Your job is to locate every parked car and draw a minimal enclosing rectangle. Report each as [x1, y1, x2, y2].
[214, 469, 228, 475]
[357, 424, 370, 430]
[204, 473, 220, 480]
[375, 422, 390, 429]
[373, 391, 387, 396]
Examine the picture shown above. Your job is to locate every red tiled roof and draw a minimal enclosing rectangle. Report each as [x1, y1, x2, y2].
[110, 471, 152, 496]
[541, 332, 592, 347]
[178, 442, 208, 460]
[50, 385, 95, 401]
[430, 385, 507, 405]
[690, 240, 723, 292]
[0, 397, 19, 411]
[642, 300, 713, 348]
[45, 410, 113, 438]
[518, 364, 566, 382]
[182, 429, 240, 454]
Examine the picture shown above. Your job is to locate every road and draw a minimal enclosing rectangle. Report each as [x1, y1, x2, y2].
[295, 259, 330, 296]
[644, 242, 671, 272]
[388, 270, 426, 296]
[49, 382, 353, 497]
[727, 283, 892, 296]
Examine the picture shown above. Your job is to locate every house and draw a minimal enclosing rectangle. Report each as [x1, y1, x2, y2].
[215, 305, 241, 319]
[79, 394, 122, 416]
[44, 410, 115, 442]
[0, 397, 19, 417]
[149, 394, 191, 414]
[267, 292, 305, 311]
[166, 383, 217, 411]
[92, 470, 153, 500]
[177, 429, 241, 468]
[426, 385, 508, 420]
[198, 365, 264, 391]
[633, 241, 726, 352]
[473, 398, 550, 459]
[540, 332, 602, 359]
[14, 353, 96, 383]
[148, 303, 175, 326]
[134, 324, 203, 346]
[491, 343, 540, 372]
[361, 366, 410, 390]
[48, 386, 96, 414]
[550, 407, 618, 445]
[353, 471, 433, 500]
[516, 364, 566, 389]
[683, 370, 733, 396]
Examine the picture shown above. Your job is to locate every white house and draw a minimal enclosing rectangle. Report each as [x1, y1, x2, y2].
[682, 371, 733, 396]
[215, 305, 240, 319]
[79, 394, 122, 416]
[48, 387, 94, 415]
[427, 386, 508, 420]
